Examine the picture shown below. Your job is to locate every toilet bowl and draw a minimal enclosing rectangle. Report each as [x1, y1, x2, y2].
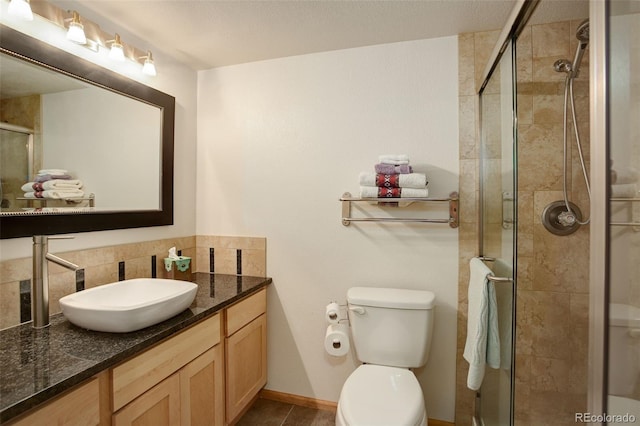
[335, 287, 435, 426]
[336, 365, 427, 426]
[607, 395, 640, 424]
[609, 303, 640, 396]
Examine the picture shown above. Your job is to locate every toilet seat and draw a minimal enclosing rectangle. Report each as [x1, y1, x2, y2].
[338, 364, 426, 426]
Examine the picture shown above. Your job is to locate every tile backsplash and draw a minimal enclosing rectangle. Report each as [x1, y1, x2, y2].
[0, 235, 266, 330]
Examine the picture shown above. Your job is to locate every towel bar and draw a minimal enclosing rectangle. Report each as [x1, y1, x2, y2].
[487, 275, 513, 283]
[340, 191, 459, 227]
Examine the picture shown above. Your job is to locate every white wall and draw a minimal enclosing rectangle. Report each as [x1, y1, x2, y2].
[42, 87, 160, 210]
[0, 3, 197, 260]
[197, 37, 459, 421]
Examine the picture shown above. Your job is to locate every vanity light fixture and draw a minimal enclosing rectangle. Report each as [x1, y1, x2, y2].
[66, 10, 86, 44]
[6, 0, 158, 76]
[140, 51, 157, 76]
[7, 0, 33, 21]
[107, 33, 125, 62]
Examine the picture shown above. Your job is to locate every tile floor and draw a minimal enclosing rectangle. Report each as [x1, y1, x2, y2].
[237, 397, 336, 426]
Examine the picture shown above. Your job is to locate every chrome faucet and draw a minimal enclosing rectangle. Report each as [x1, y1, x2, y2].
[32, 235, 80, 328]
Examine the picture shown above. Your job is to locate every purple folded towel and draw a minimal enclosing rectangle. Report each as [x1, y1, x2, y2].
[374, 163, 413, 174]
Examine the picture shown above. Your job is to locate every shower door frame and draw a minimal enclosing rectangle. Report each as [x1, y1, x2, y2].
[587, 0, 608, 419]
[479, 0, 610, 420]
[476, 1, 541, 424]
[0, 122, 34, 180]
[0, 123, 35, 209]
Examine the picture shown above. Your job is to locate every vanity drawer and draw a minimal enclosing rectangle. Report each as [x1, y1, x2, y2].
[112, 313, 221, 411]
[225, 288, 267, 336]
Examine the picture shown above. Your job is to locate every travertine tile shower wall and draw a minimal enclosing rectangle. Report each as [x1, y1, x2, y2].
[0, 235, 266, 329]
[456, 19, 590, 426]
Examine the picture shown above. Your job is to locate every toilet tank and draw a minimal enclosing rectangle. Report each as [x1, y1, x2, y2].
[347, 287, 435, 368]
[609, 303, 640, 396]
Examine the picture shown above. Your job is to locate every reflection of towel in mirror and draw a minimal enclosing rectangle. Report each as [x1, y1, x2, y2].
[35, 174, 73, 183]
[464, 258, 500, 391]
[22, 180, 83, 192]
[24, 190, 85, 199]
[359, 172, 428, 189]
[37, 169, 68, 176]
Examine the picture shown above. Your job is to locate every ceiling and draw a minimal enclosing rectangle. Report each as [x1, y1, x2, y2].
[51, 0, 590, 71]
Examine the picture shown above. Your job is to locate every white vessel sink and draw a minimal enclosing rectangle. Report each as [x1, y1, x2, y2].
[59, 278, 198, 333]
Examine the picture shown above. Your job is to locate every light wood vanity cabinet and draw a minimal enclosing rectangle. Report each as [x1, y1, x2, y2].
[113, 287, 267, 426]
[6, 287, 267, 426]
[224, 288, 268, 424]
[112, 313, 224, 426]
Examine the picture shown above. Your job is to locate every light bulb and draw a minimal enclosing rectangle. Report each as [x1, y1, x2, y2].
[67, 11, 86, 44]
[109, 34, 125, 62]
[142, 52, 157, 76]
[8, 0, 33, 21]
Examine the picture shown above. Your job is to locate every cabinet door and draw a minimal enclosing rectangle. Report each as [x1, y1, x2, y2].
[112, 373, 180, 426]
[225, 313, 267, 423]
[180, 345, 224, 426]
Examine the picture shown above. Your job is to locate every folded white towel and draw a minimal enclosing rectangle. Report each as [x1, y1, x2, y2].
[42, 179, 83, 190]
[359, 186, 428, 198]
[38, 169, 68, 176]
[378, 154, 410, 165]
[359, 172, 427, 189]
[24, 190, 85, 199]
[463, 257, 500, 391]
[611, 167, 639, 184]
[611, 183, 638, 198]
[21, 180, 83, 192]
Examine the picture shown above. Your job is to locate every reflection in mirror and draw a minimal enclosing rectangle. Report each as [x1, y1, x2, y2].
[0, 24, 174, 238]
[1, 52, 161, 213]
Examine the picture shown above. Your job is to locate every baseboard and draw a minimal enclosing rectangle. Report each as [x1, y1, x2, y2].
[259, 389, 454, 426]
[429, 419, 455, 426]
[259, 389, 337, 412]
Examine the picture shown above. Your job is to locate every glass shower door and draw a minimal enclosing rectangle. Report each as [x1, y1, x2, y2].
[478, 39, 516, 426]
[607, 0, 640, 419]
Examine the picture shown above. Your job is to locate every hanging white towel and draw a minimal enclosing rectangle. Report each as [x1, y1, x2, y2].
[463, 257, 501, 391]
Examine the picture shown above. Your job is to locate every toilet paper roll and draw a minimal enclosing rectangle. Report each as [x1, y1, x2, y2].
[324, 324, 350, 357]
[325, 302, 340, 324]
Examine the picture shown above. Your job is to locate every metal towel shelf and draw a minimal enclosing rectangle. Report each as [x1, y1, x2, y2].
[340, 191, 459, 227]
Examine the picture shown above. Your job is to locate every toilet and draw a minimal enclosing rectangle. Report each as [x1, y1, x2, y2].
[336, 287, 436, 426]
[609, 303, 640, 397]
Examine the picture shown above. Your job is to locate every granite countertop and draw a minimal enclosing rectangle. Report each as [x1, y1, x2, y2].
[0, 273, 272, 423]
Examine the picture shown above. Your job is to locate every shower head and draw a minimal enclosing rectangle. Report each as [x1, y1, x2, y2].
[571, 19, 589, 78]
[576, 19, 589, 44]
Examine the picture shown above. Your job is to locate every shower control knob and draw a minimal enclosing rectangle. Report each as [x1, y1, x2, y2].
[558, 211, 577, 227]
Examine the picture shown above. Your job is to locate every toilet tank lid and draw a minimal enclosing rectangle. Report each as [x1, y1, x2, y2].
[347, 287, 435, 310]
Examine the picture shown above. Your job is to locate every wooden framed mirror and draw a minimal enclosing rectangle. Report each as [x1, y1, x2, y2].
[0, 25, 175, 239]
